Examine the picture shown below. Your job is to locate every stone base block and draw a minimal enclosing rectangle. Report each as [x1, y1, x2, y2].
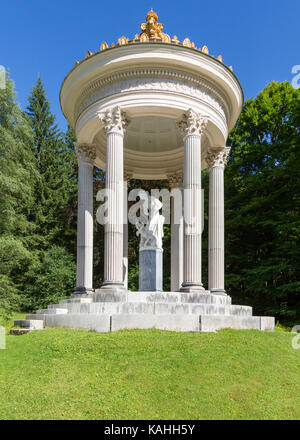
[14, 319, 44, 330]
[260, 317, 275, 331]
[36, 308, 68, 315]
[93, 289, 128, 303]
[92, 291, 232, 305]
[199, 315, 262, 332]
[44, 314, 110, 333]
[24, 313, 275, 334]
[26, 314, 46, 322]
[53, 301, 251, 317]
[111, 314, 201, 332]
[60, 298, 93, 305]
[180, 292, 231, 305]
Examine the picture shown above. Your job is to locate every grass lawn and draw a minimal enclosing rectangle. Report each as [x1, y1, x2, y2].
[0, 314, 299, 420]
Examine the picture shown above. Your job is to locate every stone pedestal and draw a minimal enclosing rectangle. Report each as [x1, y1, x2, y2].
[25, 290, 275, 333]
[139, 249, 163, 291]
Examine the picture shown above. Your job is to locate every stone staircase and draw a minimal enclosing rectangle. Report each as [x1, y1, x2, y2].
[10, 291, 275, 334]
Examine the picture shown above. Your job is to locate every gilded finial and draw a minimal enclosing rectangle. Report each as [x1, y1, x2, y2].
[100, 42, 108, 51]
[140, 9, 165, 39]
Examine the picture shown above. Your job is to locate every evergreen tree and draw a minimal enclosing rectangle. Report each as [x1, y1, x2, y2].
[26, 77, 77, 249]
[0, 78, 37, 319]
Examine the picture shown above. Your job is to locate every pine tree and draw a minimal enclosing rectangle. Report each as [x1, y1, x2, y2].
[26, 77, 77, 249]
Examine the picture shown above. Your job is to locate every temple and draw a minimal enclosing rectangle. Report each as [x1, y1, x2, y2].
[16, 11, 275, 333]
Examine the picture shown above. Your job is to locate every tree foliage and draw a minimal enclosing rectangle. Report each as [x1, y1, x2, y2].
[26, 77, 77, 250]
[0, 78, 37, 318]
[224, 81, 300, 324]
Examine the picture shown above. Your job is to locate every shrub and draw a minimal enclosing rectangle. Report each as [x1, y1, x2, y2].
[20, 246, 76, 311]
[0, 275, 20, 322]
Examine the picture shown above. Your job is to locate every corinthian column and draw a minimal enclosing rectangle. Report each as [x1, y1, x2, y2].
[207, 147, 230, 295]
[168, 171, 184, 292]
[177, 109, 208, 292]
[74, 143, 96, 295]
[99, 106, 129, 290]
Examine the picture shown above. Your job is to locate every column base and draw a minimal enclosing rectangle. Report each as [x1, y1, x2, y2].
[210, 288, 228, 296]
[72, 287, 94, 296]
[100, 281, 125, 290]
[180, 283, 205, 293]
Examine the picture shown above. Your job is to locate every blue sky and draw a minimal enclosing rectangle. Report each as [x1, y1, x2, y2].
[1, 0, 299, 131]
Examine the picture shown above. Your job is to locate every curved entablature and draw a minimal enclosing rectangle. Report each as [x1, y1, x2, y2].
[60, 43, 243, 132]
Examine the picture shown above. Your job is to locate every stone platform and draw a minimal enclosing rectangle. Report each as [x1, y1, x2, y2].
[12, 291, 275, 334]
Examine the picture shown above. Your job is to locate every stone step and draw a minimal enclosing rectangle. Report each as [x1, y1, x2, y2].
[26, 314, 46, 321]
[44, 314, 110, 333]
[42, 313, 274, 333]
[52, 301, 252, 316]
[199, 315, 275, 332]
[36, 308, 68, 315]
[155, 303, 252, 316]
[59, 298, 93, 305]
[14, 319, 44, 330]
[93, 290, 232, 305]
[112, 314, 274, 333]
[10, 328, 32, 335]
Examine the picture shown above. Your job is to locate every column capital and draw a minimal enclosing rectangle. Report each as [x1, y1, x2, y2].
[99, 106, 130, 136]
[124, 170, 133, 182]
[168, 171, 183, 188]
[75, 143, 96, 165]
[206, 147, 231, 169]
[177, 109, 208, 139]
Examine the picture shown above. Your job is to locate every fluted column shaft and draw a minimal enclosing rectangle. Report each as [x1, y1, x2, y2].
[182, 134, 203, 290]
[123, 174, 131, 290]
[74, 144, 95, 294]
[169, 173, 184, 292]
[100, 106, 129, 290]
[207, 147, 230, 295]
[177, 110, 208, 292]
[103, 132, 124, 287]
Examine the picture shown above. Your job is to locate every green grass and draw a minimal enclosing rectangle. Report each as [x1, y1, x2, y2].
[0, 315, 299, 420]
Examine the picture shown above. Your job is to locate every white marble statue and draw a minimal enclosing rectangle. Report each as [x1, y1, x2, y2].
[134, 194, 165, 251]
